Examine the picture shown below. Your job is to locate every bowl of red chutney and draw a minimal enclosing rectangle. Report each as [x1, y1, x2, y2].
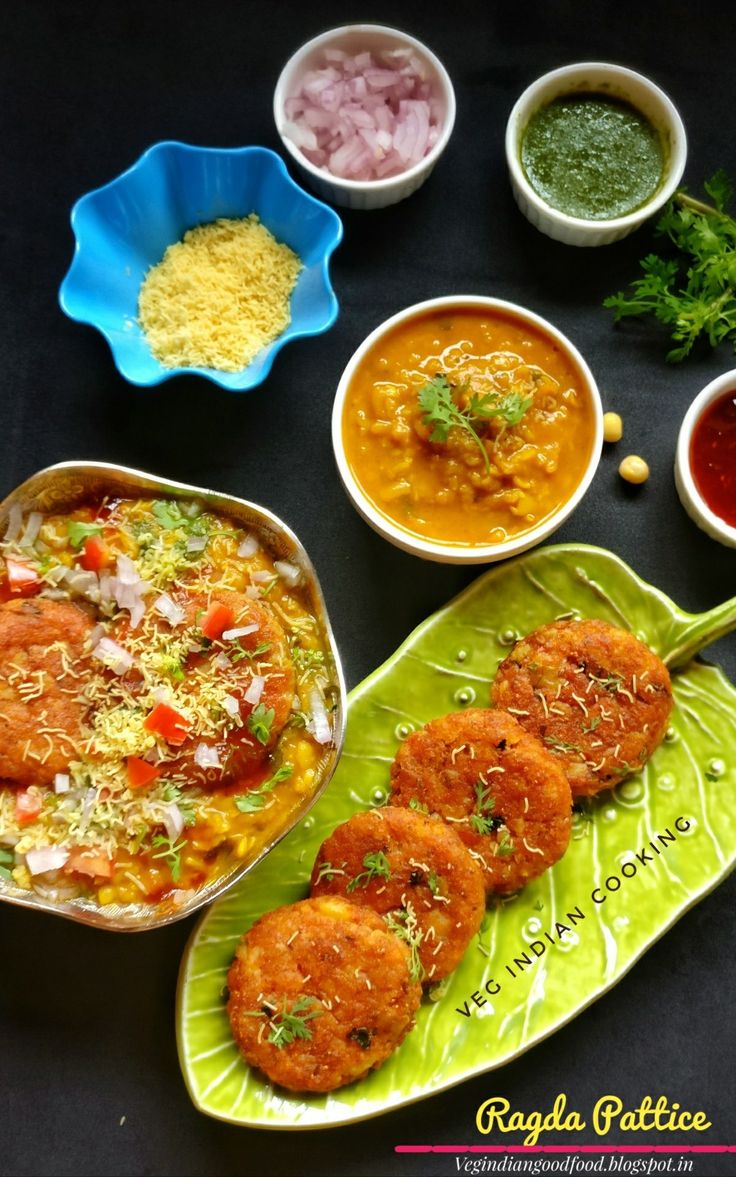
[675, 371, 736, 548]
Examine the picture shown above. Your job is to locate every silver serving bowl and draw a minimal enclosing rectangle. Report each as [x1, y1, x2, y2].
[0, 462, 346, 931]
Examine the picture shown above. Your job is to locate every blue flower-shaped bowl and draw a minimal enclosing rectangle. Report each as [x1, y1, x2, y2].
[59, 143, 343, 391]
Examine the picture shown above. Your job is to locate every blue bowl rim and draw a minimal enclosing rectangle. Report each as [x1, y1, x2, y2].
[58, 142, 343, 392]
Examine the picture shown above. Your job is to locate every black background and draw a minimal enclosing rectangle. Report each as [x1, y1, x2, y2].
[1, 3, 735, 1176]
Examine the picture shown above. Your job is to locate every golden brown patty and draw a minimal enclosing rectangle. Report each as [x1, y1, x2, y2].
[491, 619, 673, 797]
[389, 709, 572, 895]
[310, 806, 486, 983]
[227, 896, 421, 1093]
[0, 598, 94, 787]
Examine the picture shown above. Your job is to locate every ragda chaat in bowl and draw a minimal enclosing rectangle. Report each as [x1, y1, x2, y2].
[0, 463, 345, 930]
[332, 296, 603, 563]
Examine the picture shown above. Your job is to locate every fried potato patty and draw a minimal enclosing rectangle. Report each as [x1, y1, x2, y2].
[158, 589, 295, 786]
[310, 806, 486, 983]
[0, 598, 93, 787]
[227, 895, 421, 1092]
[491, 619, 673, 797]
[390, 709, 572, 895]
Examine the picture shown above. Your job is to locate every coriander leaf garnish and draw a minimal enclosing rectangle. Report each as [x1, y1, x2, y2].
[604, 170, 736, 361]
[0, 846, 13, 881]
[248, 703, 275, 745]
[418, 373, 533, 476]
[346, 850, 391, 892]
[151, 832, 187, 881]
[496, 828, 515, 857]
[68, 521, 103, 548]
[544, 735, 585, 756]
[244, 996, 322, 1049]
[235, 763, 293, 813]
[152, 500, 188, 530]
[408, 797, 429, 814]
[162, 783, 197, 826]
[385, 903, 425, 983]
[469, 779, 498, 836]
[582, 715, 602, 734]
[314, 860, 345, 885]
[231, 640, 272, 664]
[427, 870, 441, 896]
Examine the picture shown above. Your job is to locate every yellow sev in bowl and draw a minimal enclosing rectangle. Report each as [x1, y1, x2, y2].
[138, 215, 302, 372]
[342, 305, 597, 546]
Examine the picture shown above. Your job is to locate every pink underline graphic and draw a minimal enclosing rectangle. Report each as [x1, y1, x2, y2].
[395, 1145, 736, 1154]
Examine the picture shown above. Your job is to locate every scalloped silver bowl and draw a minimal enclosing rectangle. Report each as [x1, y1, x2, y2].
[0, 462, 346, 931]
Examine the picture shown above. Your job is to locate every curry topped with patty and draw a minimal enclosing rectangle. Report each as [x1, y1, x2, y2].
[0, 496, 336, 908]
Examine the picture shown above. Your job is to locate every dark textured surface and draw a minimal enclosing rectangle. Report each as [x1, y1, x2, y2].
[1, 2, 735, 1175]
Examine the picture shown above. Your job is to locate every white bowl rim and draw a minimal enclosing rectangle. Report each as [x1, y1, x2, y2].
[273, 22, 456, 193]
[332, 295, 604, 562]
[675, 369, 736, 544]
[505, 61, 688, 233]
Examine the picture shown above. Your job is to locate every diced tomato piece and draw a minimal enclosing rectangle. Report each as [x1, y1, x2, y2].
[65, 850, 115, 880]
[80, 535, 111, 572]
[126, 756, 160, 790]
[15, 791, 42, 825]
[5, 558, 40, 596]
[144, 702, 191, 746]
[200, 601, 234, 641]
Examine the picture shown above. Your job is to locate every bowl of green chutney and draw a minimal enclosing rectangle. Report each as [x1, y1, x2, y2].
[505, 62, 687, 247]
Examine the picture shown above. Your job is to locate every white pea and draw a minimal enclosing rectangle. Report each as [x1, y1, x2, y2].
[603, 412, 623, 443]
[618, 455, 649, 484]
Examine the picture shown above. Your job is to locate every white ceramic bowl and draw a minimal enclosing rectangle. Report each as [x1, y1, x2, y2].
[505, 62, 687, 246]
[273, 24, 456, 211]
[332, 295, 603, 563]
[675, 370, 736, 548]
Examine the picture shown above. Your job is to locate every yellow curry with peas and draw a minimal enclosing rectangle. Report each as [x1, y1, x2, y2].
[0, 496, 335, 911]
[342, 306, 597, 546]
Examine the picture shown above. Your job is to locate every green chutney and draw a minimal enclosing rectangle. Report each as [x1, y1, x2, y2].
[521, 92, 665, 221]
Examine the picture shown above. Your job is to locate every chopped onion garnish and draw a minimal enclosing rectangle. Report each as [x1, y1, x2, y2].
[4, 504, 23, 544]
[222, 624, 259, 641]
[45, 565, 69, 585]
[26, 847, 69, 876]
[112, 555, 151, 629]
[78, 788, 97, 837]
[244, 586, 259, 600]
[186, 535, 207, 553]
[213, 652, 231, 671]
[194, 743, 222, 770]
[283, 49, 442, 181]
[244, 676, 265, 706]
[237, 535, 259, 558]
[54, 773, 70, 794]
[154, 593, 185, 626]
[19, 511, 43, 548]
[116, 554, 139, 585]
[92, 637, 134, 676]
[65, 568, 101, 602]
[222, 694, 241, 718]
[250, 570, 274, 584]
[307, 688, 332, 745]
[274, 560, 302, 587]
[161, 802, 185, 842]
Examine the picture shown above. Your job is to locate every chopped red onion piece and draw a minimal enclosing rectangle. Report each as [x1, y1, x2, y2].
[237, 535, 260, 558]
[4, 504, 23, 544]
[222, 694, 241, 718]
[78, 788, 97, 837]
[222, 624, 259, 641]
[274, 560, 301, 587]
[194, 744, 222, 771]
[20, 512, 43, 548]
[161, 802, 185, 841]
[54, 773, 70, 794]
[250, 570, 274, 584]
[154, 593, 185, 626]
[244, 675, 265, 706]
[92, 637, 134, 676]
[213, 652, 231, 671]
[26, 846, 69, 876]
[244, 586, 259, 600]
[307, 688, 332, 745]
[186, 536, 207, 553]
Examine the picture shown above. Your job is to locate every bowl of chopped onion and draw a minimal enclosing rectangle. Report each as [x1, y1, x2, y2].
[273, 24, 456, 210]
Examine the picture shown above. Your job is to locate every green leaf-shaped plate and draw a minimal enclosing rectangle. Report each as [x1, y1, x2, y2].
[177, 544, 736, 1129]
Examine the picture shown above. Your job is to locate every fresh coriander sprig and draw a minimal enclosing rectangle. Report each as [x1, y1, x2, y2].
[604, 170, 736, 361]
[235, 763, 293, 813]
[418, 374, 533, 476]
[346, 850, 391, 893]
[243, 996, 322, 1049]
[249, 703, 275, 745]
[151, 832, 187, 881]
[385, 902, 425, 983]
[469, 779, 498, 836]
